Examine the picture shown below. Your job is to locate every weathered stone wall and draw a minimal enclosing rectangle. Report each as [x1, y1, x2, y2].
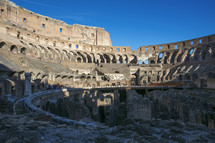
[126, 90, 151, 120]
[148, 89, 215, 129]
[1, 0, 215, 104]
[0, 0, 112, 47]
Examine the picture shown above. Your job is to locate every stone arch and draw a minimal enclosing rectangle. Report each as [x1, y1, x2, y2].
[77, 52, 86, 63]
[129, 55, 137, 64]
[181, 66, 187, 72]
[177, 51, 185, 63]
[55, 48, 61, 56]
[19, 71, 25, 80]
[80, 74, 86, 80]
[35, 45, 43, 53]
[0, 42, 7, 49]
[87, 76, 91, 80]
[123, 54, 128, 64]
[164, 52, 170, 64]
[96, 53, 105, 63]
[138, 60, 143, 64]
[170, 50, 179, 64]
[20, 47, 27, 55]
[202, 46, 212, 60]
[150, 60, 155, 64]
[116, 54, 123, 63]
[110, 54, 117, 63]
[84, 52, 92, 63]
[55, 48, 62, 61]
[10, 45, 18, 53]
[157, 52, 164, 63]
[68, 76, 74, 80]
[28, 43, 39, 57]
[46, 47, 55, 59]
[69, 51, 77, 62]
[34, 45, 42, 58]
[103, 54, 111, 63]
[77, 56, 82, 62]
[185, 65, 193, 73]
[193, 48, 202, 61]
[144, 59, 149, 64]
[184, 48, 194, 62]
[40, 46, 49, 59]
[41, 74, 48, 82]
[30, 72, 36, 80]
[62, 75, 68, 80]
[62, 50, 69, 61]
[36, 73, 42, 79]
[90, 53, 96, 63]
[55, 75, 61, 79]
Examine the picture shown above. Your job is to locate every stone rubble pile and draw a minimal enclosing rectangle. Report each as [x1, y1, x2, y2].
[0, 113, 215, 142]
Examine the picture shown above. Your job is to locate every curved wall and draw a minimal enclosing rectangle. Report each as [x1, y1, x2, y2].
[0, 0, 215, 91]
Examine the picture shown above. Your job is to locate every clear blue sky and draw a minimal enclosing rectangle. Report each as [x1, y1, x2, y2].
[10, 0, 215, 50]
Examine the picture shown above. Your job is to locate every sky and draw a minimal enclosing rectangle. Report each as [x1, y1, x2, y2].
[10, 0, 215, 51]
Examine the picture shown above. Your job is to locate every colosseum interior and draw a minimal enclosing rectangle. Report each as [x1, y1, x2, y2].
[0, 0, 215, 142]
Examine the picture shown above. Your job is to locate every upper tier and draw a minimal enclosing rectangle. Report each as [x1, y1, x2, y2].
[0, 0, 215, 55]
[0, 0, 112, 46]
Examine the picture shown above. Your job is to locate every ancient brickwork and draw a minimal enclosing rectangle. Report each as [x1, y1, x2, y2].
[0, 0, 215, 99]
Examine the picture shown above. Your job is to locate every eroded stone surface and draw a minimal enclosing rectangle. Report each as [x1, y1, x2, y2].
[0, 113, 214, 143]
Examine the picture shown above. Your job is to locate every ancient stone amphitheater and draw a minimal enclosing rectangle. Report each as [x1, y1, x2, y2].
[0, 0, 215, 142]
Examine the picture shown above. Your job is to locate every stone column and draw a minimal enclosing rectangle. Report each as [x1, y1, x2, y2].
[25, 73, 31, 96]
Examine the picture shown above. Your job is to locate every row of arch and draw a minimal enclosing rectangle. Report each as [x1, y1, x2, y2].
[1, 40, 214, 66]
[138, 58, 215, 86]
[150, 44, 215, 65]
[0, 41, 139, 64]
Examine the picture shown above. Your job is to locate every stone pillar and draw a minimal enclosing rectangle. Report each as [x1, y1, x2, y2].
[25, 73, 31, 96]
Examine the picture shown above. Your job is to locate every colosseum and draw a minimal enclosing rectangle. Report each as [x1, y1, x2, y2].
[0, 0, 215, 142]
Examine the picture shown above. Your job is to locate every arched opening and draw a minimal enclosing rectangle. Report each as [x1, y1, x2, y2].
[20, 47, 27, 55]
[68, 76, 74, 80]
[190, 49, 194, 55]
[99, 106, 105, 123]
[0, 42, 7, 49]
[117, 55, 123, 63]
[86, 54, 92, 63]
[150, 60, 155, 64]
[130, 55, 137, 64]
[157, 52, 164, 63]
[77, 57, 82, 63]
[144, 59, 149, 64]
[77, 52, 86, 63]
[103, 54, 110, 63]
[98, 54, 105, 63]
[148, 76, 151, 82]
[177, 52, 185, 63]
[87, 76, 91, 80]
[164, 52, 170, 64]
[80, 75, 86, 80]
[193, 48, 202, 61]
[123, 55, 128, 64]
[111, 55, 117, 63]
[10, 45, 18, 53]
[170, 51, 178, 64]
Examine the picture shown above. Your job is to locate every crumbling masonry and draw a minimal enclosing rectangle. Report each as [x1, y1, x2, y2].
[0, 0, 215, 128]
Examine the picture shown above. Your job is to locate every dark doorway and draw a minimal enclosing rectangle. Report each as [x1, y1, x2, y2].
[99, 106, 105, 123]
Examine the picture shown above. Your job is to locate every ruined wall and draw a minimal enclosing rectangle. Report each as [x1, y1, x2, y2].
[0, 0, 112, 47]
[0, 0, 215, 96]
[126, 90, 151, 120]
[148, 89, 215, 129]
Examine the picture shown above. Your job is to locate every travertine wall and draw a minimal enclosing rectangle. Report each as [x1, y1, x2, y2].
[0, 0, 215, 99]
